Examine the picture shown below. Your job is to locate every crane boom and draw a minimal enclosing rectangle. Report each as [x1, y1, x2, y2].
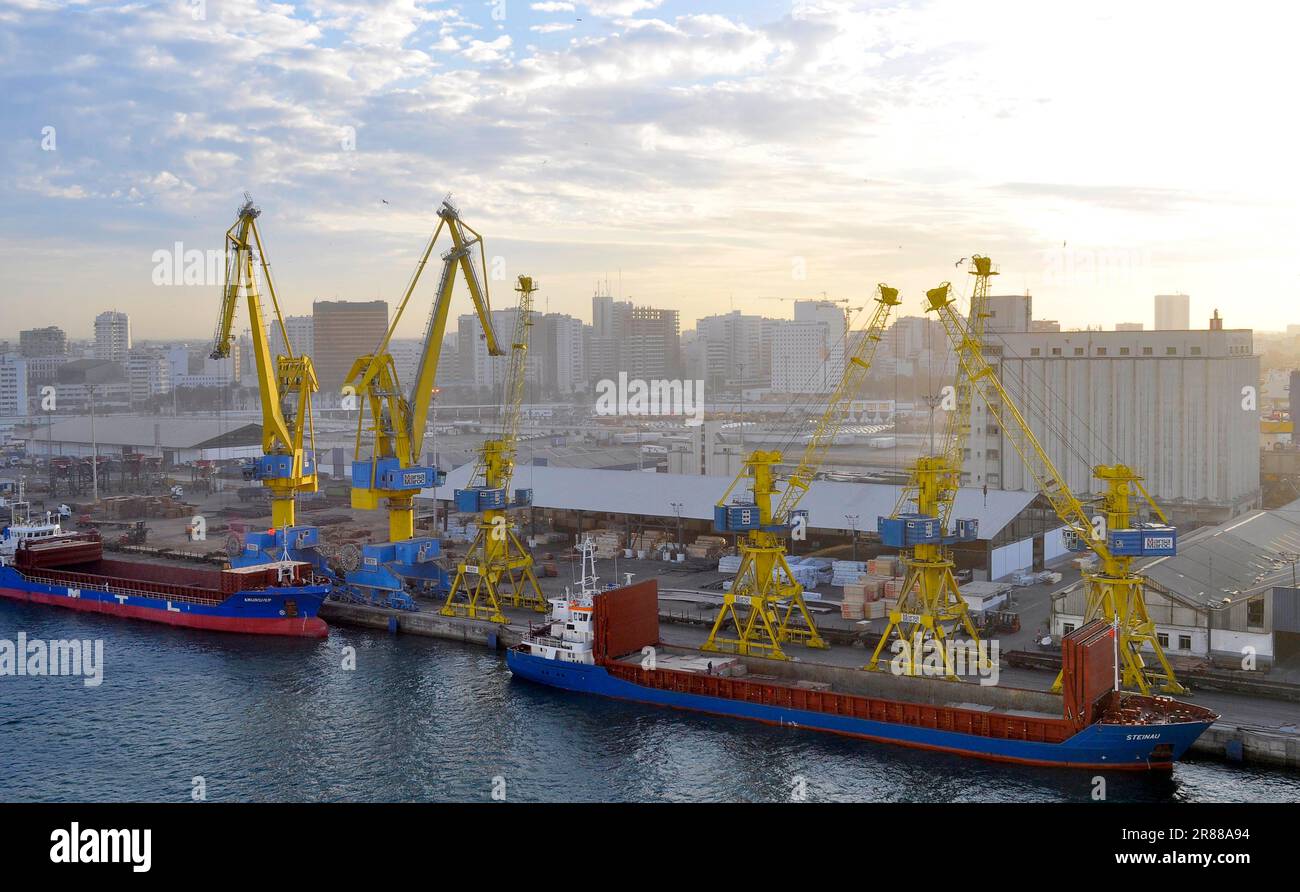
[925, 286, 1106, 558]
[442, 276, 546, 622]
[346, 198, 502, 542]
[923, 285, 1185, 694]
[209, 194, 318, 530]
[771, 292, 898, 522]
[705, 284, 900, 659]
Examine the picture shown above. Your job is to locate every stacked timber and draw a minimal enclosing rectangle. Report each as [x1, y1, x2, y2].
[867, 555, 901, 577]
[831, 560, 869, 586]
[589, 528, 623, 559]
[686, 534, 727, 560]
[841, 582, 866, 620]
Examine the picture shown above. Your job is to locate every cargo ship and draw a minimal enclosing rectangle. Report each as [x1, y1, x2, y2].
[507, 552, 1216, 770]
[0, 499, 328, 638]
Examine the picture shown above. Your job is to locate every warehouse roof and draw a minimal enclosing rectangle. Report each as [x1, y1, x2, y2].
[17, 416, 262, 449]
[1137, 499, 1300, 605]
[435, 464, 1036, 539]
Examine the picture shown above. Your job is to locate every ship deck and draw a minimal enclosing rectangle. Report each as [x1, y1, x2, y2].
[614, 646, 1066, 719]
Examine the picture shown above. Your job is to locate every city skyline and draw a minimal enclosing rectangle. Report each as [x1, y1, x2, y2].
[4, 1, 1295, 339]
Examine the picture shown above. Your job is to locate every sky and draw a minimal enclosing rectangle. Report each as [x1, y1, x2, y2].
[2, 0, 1298, 341]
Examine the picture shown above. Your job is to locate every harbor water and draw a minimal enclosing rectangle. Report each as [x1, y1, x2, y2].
[2, 600, 1298, 803]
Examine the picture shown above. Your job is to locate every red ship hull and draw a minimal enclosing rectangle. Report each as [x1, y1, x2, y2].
[0, 585, 328, 637]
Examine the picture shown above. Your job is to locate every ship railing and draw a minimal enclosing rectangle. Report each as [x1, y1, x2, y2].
[522, 632, 566, 648]
[18, 570, 222, 607]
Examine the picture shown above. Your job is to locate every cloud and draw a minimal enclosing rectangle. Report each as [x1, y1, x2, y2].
[0, 0, 1294, 338]
[462, 34, 512, 62]
[584, 0, 662, 16]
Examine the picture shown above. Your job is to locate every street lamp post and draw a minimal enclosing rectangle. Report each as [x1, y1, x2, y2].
[845, 513, 859, 562]
[88, 384, 99, 504]
[670, 501, 684, 552]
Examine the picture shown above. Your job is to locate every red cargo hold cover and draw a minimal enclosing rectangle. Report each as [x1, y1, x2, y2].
[1060, 619, 1118, 728]
[593, 579, 659, 662]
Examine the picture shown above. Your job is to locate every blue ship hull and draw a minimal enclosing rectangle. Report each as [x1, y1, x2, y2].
[0, 566, 329, 637]
[506, 649, 1212, 770]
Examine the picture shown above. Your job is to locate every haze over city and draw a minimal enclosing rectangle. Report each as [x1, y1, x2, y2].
[4, 0, 1297, 340]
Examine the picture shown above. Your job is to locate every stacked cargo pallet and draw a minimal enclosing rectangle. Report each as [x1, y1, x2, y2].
[686, 535, 727, 561]
[629, 530, 669, 552]
[841, 581, 866, 620]
[867, 555, 901, 577]
[715, 554, 817, 588]
[831, 560, 869, 586]
[589, 529, 623, 559]
[779, 559, 820, 589]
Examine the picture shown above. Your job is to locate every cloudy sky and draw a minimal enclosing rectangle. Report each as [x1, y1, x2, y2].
[2, 0, 1297, 341]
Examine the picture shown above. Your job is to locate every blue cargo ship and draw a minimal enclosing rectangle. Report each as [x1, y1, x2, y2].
[507, 546, 1216, 771]
[0, 501, 328, 638]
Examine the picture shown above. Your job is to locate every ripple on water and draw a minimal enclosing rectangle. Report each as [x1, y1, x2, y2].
[2, 601, 1298, 802]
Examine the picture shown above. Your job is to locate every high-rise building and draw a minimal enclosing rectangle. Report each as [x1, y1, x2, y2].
[0, 356, 29, 416]
[93, 311, 131, 363]
[771, 322, 834, 393]
[587, 291, 679, 384]
[792, 299, 848, 389]
[1154, 293, 1191, 330]
[269, 314, 315, 361]
[19, 326, 67, 358]
[694, 311, 771, 390]
[312, 300, 389, 397]
[536, 313, 587, 395]
[986, 294, 1033, 333]
[126, 352, 172, 403]
[458, 308, 538, 393]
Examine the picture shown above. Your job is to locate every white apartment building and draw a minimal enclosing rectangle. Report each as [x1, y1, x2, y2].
[695, 311, 771, 389]
[0, 356, 29, 416]
[126, 353, 172, 403]
[459, 309, 538, 391]
[93, 311, 132, 363]
[539, 313, 586, 395]
[1154, 293, 1191, 330]
[771, 322, 834, 393]
[792, 299, 847, 388]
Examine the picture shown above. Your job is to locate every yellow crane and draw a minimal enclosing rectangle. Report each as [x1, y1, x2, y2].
[867, 258, 996, 677]
[441, 276, 545, 623]
[210, 193, 318, 532]
[345, 198, 501, 543]
[924, 283, 1185, 695]
[704, 284, 900, 660]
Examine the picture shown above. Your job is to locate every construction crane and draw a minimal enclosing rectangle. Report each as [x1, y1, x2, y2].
[346, 198, 501, 541]
[210, 194, 324, 567]
[338, 198, 502, 607]
[923, 283, 1185, 695]
[441, 276, 544, 623]
[704, 284, 901, 660]
[867, 258, 996, 677]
